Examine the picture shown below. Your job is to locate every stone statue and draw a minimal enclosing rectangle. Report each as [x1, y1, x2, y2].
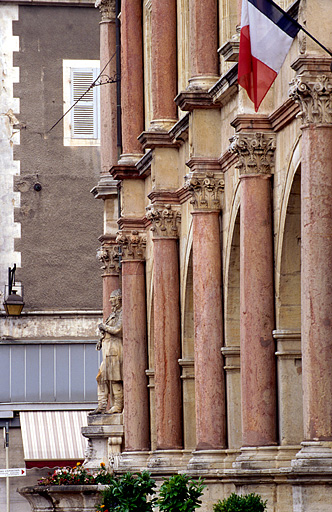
[90, 289, 123, 415]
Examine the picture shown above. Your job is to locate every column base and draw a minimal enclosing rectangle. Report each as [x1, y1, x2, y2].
[188, 75, 219, 91]
[289, 442, 332, 512]
[147, 450, 189, 472]
[149, 118, 177, 132]
[118, 153, 143, 166]
[81, 413, 124, 471]
[233, 446, 279, 470]
[117, 451, 150, 472]
[187, 449, 227, 473]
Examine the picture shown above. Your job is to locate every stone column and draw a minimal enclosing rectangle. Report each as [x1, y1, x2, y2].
[231, 132, 277, 449]
[289, 59, 332, 443]
[120, 0, 144, 162]
[150, 0, 177, 131]
[185, 167, 226, 453]
[96, 0, 117, 172]
[189, 0, 219, 89]
[116, 231, 150, 453]
[97, 241, 120, 319]
[147, 205, 183, 451]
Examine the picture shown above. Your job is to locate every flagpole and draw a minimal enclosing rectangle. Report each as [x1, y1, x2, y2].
[267, 0, 332, 59]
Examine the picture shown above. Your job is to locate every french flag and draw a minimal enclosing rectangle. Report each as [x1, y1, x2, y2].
[238, 0, 300, 111]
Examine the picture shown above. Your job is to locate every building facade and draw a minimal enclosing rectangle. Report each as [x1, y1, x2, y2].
[0, 1, 102, 510]
[92, 0, 332, 510]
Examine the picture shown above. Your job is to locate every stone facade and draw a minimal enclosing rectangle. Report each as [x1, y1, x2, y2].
[86, 0, 332, 510]
[19, 0, 332, 511]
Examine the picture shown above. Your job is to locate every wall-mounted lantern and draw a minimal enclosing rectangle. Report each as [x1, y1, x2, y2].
[3, 265, 25, 316]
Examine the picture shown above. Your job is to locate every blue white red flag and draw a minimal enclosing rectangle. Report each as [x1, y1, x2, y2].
[238, 0, 300, 111]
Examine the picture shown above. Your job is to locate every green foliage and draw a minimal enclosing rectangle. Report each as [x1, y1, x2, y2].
[213, 492, 267, 512]
[157, 474, 205, 512]
[38, 462, 113, 486]
[95, 471, 157, 512]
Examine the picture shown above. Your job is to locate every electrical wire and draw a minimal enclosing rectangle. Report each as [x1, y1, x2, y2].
[48, 49, 117, 133]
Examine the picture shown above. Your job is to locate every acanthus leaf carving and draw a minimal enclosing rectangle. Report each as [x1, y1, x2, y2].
[97, 243, 120, 275]
[146, 204, 181, 238]
[289, 73, 332, 125]
[95, 0, 116, 21]
[184, 172, 224, 210]
[229, 132, 276, 176]
[116, 230, 146, 260]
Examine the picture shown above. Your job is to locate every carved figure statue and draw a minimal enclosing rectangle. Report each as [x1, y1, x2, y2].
[89, 289, 123, 415]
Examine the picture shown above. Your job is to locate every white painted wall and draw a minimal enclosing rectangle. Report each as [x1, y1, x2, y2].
[0, 4, 21, 311]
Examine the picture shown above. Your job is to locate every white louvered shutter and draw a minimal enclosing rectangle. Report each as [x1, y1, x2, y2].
[70, 68, 99, 139]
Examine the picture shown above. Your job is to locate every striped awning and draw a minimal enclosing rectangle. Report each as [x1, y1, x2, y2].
[20, 411, 88, 466]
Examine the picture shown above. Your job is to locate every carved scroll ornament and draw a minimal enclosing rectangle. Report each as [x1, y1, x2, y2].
[229, 132, 276, 176]
[184, 172, 224, 211]
[116, 230, 146, 260]
[97, 244, 120, 275]
[95, 0, 116, 21]
[146, 204, 181, 238]
[289, 74, 332, 125]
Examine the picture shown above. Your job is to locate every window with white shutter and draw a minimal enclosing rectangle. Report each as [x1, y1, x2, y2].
[63, 60, 100, 146]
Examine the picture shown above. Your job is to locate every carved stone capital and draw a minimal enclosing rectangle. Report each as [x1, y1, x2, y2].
[146, 204, 181, 238]
[116, 230, 146, 260]
[97, 243, 120, 275]
[229, 132, 276, 176]
[95, 0, 116, 21]
[184, 172, 224, 211]
[289, 73, 332, 125]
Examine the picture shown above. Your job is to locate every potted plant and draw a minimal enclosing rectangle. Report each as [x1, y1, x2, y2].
[95, 471, 157, 512]
[213, 492, 267, 512]
[157, 474, 205, 512]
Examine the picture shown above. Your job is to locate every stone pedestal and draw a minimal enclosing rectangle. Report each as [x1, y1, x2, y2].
[82, 413, 124, 471]
[147, 450, 190, 472]
[19, 485, 101, 512]
[289, 443, 332, 512]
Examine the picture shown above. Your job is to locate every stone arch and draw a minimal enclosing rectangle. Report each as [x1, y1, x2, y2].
[274, 136, 302, 446]
[180, 223, 196, 450]
[223, 184, 241, 449]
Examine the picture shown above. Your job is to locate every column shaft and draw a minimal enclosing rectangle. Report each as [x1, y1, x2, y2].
[192, 211, 226, 450]
[240, 174, 276, 447]
[301, 126, 332, 440]
[121, 0, 144, 155]
[189, 0, 218, 79]
[103, 274, 120, 319]
[153, 237, 182, 450]
[100, 17, 117, 172]
[151, 0, 177, 123]
[122, 260, 150, 450]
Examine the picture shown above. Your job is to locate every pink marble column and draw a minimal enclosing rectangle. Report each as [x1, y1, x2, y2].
[103, 274, 119, 319]
[98, 0, 117, 172]
[189, 0, 218, 85]
[120, 0, 144, 157]
[240, 173, 276, 447]
[122, 258, 150, 450]
[192, 210, 226, 449]
[301, 125, 332, 441]
[151, 0, 177, 126]
[289, 60, 332, 442]
[150, 205, 182, 450]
